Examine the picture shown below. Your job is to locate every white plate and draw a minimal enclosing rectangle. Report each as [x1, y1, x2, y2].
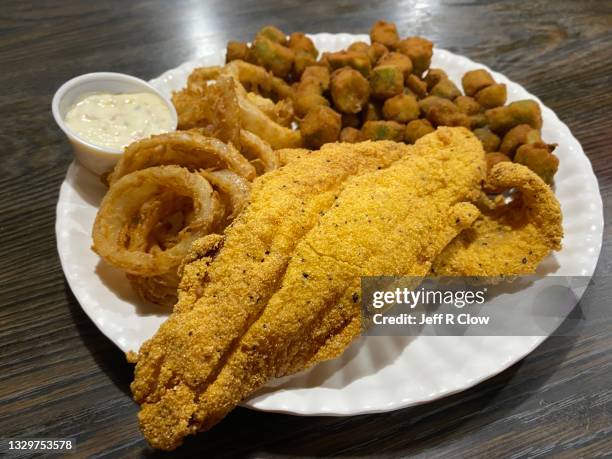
[56, 33, 603, 415]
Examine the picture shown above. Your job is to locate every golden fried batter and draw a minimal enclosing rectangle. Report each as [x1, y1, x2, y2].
[131, 128, 486, 450]
[305, 164, 564, 368]
[276, 147, 311, 165]
[286, 127, 489, 372]
[132, 141, 411, 447]
[431, 162, 562, 276]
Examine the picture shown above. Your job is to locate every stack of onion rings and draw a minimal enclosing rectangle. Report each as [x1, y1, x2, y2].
[172, 61, 301, 161]
[93, 131, 253, 307]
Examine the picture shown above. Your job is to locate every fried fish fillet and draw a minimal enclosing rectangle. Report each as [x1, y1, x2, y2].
[131, 128, 486, 450]
[431, 162, 563, 276]
[131, 140, 410, 440]
[172, 140, 410, 311]
[303, 157, 564, 375]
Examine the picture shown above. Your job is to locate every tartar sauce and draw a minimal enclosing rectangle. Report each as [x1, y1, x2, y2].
[64, 92, 174, 150]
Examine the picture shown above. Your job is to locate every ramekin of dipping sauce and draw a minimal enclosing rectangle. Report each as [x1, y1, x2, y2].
[52, 73, 177, 175]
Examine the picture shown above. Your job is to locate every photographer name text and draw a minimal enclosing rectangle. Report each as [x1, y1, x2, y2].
[372, 313, 490, 326]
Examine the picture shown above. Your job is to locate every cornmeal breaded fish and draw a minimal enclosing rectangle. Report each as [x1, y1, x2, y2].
[431, 161, 563, 276]
[174, 140, 409, 312]
[303, 156, 565, 376]
[131, 140, 410, 444]
[131, 127, 486, 450]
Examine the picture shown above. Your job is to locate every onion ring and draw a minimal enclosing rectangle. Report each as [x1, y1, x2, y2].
[199, 169, 251, 220]
[125, 190, 226, 307]
[239, 130, 280, 172]
[245, 92, 277, 118]
[93, 166, 216, 276]
[126, 191, 178, 251]
[127, 270, 180, 308]
[174, 63, 299, 150]
[271, 98, 295, 127]
[172, 76, 241, 148]
[222, 60, 292, 101]
[237, 87, 302, 149]
[244, 92, 294, 127]
[109, 130, 255, 184]
[186, 66, 223, 91]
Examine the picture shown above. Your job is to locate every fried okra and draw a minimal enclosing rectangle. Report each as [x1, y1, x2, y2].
[340, 126, 363, 143]
[361, 120, 405, 141]
[236, 20, 560, 175]
[473, 127, 501, 153]
[454, 96, 482, 115]
[377, 52, 413, 79]
[361, 101, 383, 122]
[293, 92, 330, 118]
[368, 42, 389, 64]
[370, 20, 400, 49]
[252, 35, 294, 78]
[475, 83, 507, 108]
[348, 41, 370, 55]
[419, 96, 470, 127]
[330, 68, 370, 114]
[486, 100, 542, 134]
[300, 65, 331, 91]
[289, 32, 317, 56]
[293, 66, 331, 117]
[418, 96, 456, 117]
[424, 68, 448, 91]
[300, 105, 341, 148]
[257, 25, 287, 45]
[499, 124, 542, 158]
[430, 78, 462, 100]
[292, 68, 315, 87]
[470, 113, 488, 129]
[404, 119, 434, 143]
[514, 142, 559, 184]
[323, 51, 371, 77]
[461, 69, 495, 96]
[289, 32, 318, 77]
[370, 65, 404, 99]
[429, 106, 471, 128]
[395, 37, 433, 75]
[226, 41, 249, 62]
[406, 74, 428, 98]
[382, 94, 420, 123]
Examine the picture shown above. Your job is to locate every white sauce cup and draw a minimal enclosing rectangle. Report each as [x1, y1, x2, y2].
[52, 72, 178, 175]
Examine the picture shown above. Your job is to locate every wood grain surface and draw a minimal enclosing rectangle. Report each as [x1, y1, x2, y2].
[1, 0, 611, 457]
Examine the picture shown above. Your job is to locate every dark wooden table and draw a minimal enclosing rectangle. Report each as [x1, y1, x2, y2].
[1, 1, 611, 457]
